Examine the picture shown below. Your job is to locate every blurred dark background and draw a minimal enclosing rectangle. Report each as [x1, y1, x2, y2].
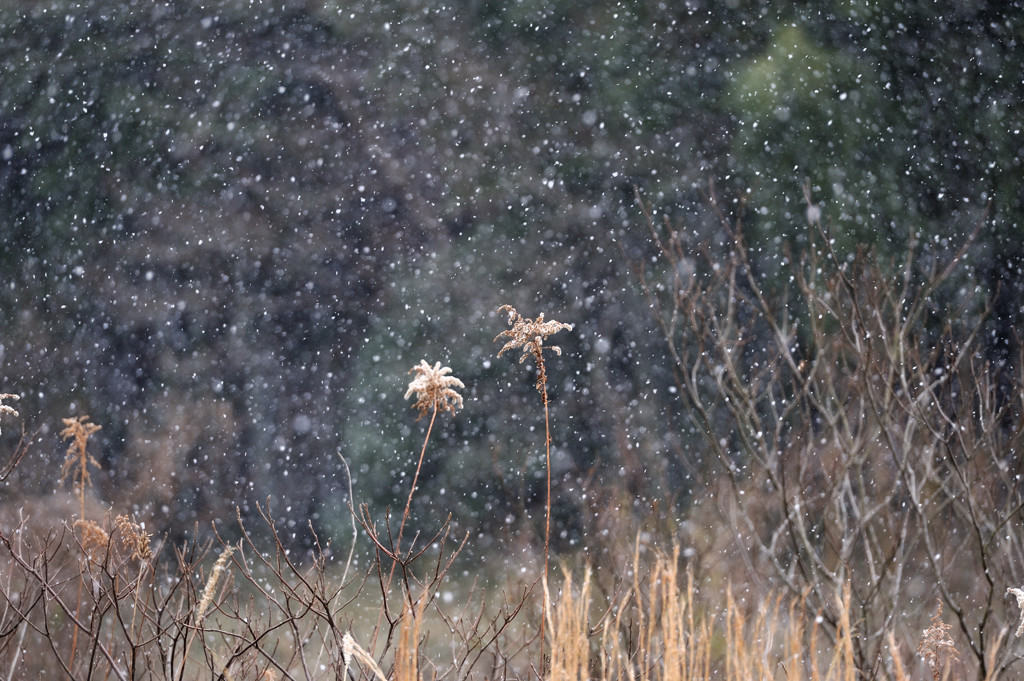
[1, 0, 1021, 554]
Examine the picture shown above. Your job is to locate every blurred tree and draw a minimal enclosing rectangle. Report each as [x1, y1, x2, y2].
[0, 1, 429, 545]
[1, 0, 1021, 555]
[724, 2, 1024, 297]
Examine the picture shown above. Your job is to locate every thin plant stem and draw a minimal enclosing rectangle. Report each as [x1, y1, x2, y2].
[375, 400, 439, 639]
[540, 379, 551, 677]
[397, 402, 438, 554]
[494, 305, 571, 678]
[335, 451, 358, 585]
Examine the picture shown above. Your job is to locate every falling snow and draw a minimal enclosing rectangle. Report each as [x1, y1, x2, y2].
[1, 6, 1023, 676]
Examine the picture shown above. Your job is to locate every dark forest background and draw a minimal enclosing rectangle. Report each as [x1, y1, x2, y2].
[1, 0, 1022, 555]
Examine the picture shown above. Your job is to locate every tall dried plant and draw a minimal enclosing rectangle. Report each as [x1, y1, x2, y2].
[60, 415, 102, 519]
[399, 360, 464, 550]
[59, 414, 102, 669]
[361, 359, 466, 651]
[919, 600, 959, 681]
[495, 304, 572, 673]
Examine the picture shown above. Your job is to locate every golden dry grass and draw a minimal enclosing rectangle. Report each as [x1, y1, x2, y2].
[538, 545, 923, 681]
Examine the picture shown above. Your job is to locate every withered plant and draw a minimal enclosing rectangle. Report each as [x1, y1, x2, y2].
[0, 393, 27, 482]
[356, 359, 473, 662]
[919, 600, 960, 681]
[59, 415, 102, 519]
[399, 359, 465, 547]
[496, 304, 573, 673]
[0, 393, 19, 435]
[632, 184, 1024, 680]
[56, 414, 104, 666]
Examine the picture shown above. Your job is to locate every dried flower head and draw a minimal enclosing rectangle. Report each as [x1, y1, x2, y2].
[115, 514, 153, 561]
[1008, 587, 1024, 637]
[0, 393, 20, 435]
[918, 599, 959, 681]
[60, 415, 102, 497]
[405, 360, 465, 419]
[74, 518, 110, 562]
[494, 305, 573, 392]
[196, 546, 234, 624]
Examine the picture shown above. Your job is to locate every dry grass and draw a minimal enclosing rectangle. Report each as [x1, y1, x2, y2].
[544, 546, 868, 681]
[0, 419, 1011, 681]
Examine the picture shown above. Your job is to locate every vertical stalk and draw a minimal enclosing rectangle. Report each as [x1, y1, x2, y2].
[397, 402, 438, 559]
[376, 400, 438, 637]
[540, 381, 552, 677]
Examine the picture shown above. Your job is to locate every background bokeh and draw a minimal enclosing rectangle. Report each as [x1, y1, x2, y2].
[1, 0, 1021, 556]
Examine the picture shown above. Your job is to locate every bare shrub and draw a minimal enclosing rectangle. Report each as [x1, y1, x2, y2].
[0, 388, 533, 681]
[632, 184, 1023, 679]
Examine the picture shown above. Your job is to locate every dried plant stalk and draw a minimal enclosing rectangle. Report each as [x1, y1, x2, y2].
[397, 360, 465, 556]
[496, 304, 572, 674]
[918, 600, 959, 681]
[59, 415, 102, 518]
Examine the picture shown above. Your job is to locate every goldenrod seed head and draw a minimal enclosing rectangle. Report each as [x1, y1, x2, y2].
[405, 360, 465, 419]
[494, 305, 573, 392]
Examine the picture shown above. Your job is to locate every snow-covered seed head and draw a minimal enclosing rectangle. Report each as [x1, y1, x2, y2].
[0, 393, 19, 435]
[494, 305, 573, 393]
[917, 599, 959, 679]
[1007, 587, 1024, 637]
[405, 360, 465, 419]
